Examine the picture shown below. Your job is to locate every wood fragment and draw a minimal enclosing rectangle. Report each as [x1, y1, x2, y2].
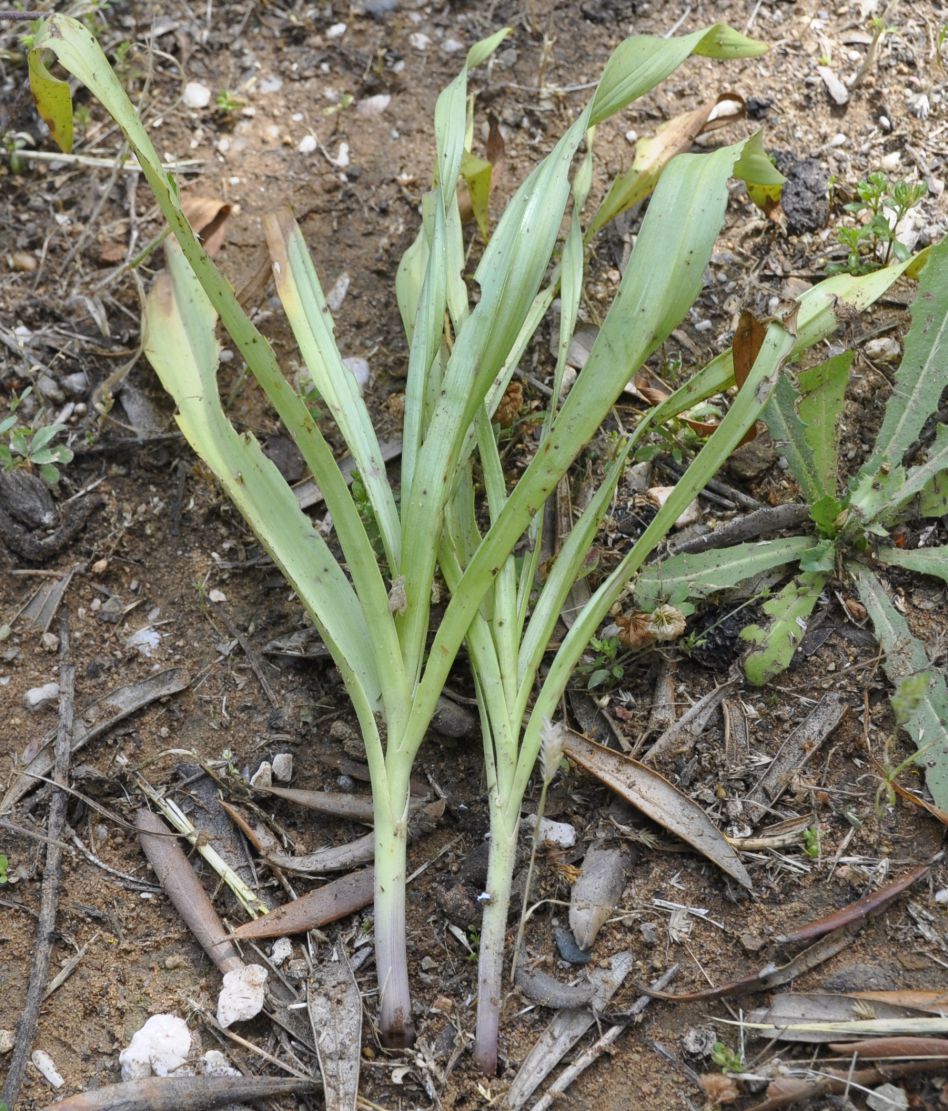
[264, 799, 444, 875]
[2, 614, 73, 1110]
[745, 692, 849, 821]
[643, 680, 735, 764]
[529, 966, 679, 1111]
[746, 1060, 945, 1111]
[257, 785, 377, 823]
[667, 504, 810, 556]
[506, 952, 635, 1110]
[826, 1036, 948, 1058]
[37, 1074, 317, 1111]
[136, 808, 245, 973]
[515, 945, 597, 1010]
[631, 921, 862, 1003]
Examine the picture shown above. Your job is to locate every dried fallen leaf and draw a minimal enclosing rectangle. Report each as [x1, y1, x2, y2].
[561, 729, 752, 889]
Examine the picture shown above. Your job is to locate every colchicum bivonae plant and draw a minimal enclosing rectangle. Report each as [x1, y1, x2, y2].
[27, 13, 934, 1067]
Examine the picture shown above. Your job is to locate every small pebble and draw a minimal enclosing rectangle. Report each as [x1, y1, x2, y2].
[183, 81, 211, 109]
[250, 761, 273, 789]
[270, 937, 293, 965]
[0, 1029, 14, 1053]
[207, 589, 227, 603]
[867, 1084, 908, 1111]
[31, 1049, 65, 1089]
[554, 926, 592, 965]
[356, 94, 391, 117]
[97, 595, 124, 624]
[271, 753, 293, 782]
[10, 251, 38, 272]
[120, 1014, 191, 1081]
[201, 1050, 240, 1078]
[409, 31, 431, 50]
[24, 682, 59, 712]
[217, 964, 268, 1028]
[36, 374, 64, 403]
[297, 134, 318, 154]
[522, 815, 577, 848]
[864, 336, 900, 363]
[325, 22, 346, 38]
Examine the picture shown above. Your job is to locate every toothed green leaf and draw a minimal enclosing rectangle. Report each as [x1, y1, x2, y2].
[798, 351, 852, 497]
[850, 563, 948, 810]
[742, 572, 827, 686]
[634, 536, 813, 610]
[877, 545, 948, 585]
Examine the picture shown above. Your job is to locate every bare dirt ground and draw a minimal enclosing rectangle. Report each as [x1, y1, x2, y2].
[1, 1, 947, 1108]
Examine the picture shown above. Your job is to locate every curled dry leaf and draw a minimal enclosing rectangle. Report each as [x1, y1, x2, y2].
[561, 729, 752, 890]
[569, 844, 631, 950]
[232, 866, 375, 939]
[135, 808, 245, 974]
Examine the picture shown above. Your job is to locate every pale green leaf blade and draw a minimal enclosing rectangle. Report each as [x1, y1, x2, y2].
[143, 241, 381, 708]
[798, 351, 853, 497]
[265, 209, 401, 571]
[762, 376, 824, 503]
[898, 424, 948, 507]
[634, 536, 814, 610]
[28, 44, 74, 152]
[920, 471, 948, 518]
[590, 24, 766, 125]
[460, 150, 493, 241]
[860, 236, 948, 477]
[877, 545, 948, 585]
[742, 571, 828, 687]
[850, 563, 948, 810]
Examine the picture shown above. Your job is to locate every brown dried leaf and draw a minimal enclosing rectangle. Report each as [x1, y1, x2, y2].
[561, 730, 752, 889]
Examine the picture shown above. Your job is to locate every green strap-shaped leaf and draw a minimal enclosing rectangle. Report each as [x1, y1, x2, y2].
[859, 236, 948, 478]
[143, 241, 382, 714]
[741, 571, 828, 687]
[920, 472, 948, 518]
[850, 562, 948, 810]
[634, 535, 814, 610]
[877, 544, 948, 585]
[590, 24, 766, 125]
[264, 210, 401, 572]
[28, 45, 73, 152]
[798, 351, 853, 498]
[851, 424, 948, 523]
[762, 376, 824, 505]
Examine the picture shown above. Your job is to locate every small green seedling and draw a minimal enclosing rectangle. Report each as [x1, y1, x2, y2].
[711, 1040, 744, 1073]
[214, 89, 243, 115]
[0, 853, 8, 884]
[637, 238, 948, 811]
[828, 171, 928, 275]
[802, 826, 820, 859]
[578, 634, 626, 691]
[0, 389, 74, 484]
